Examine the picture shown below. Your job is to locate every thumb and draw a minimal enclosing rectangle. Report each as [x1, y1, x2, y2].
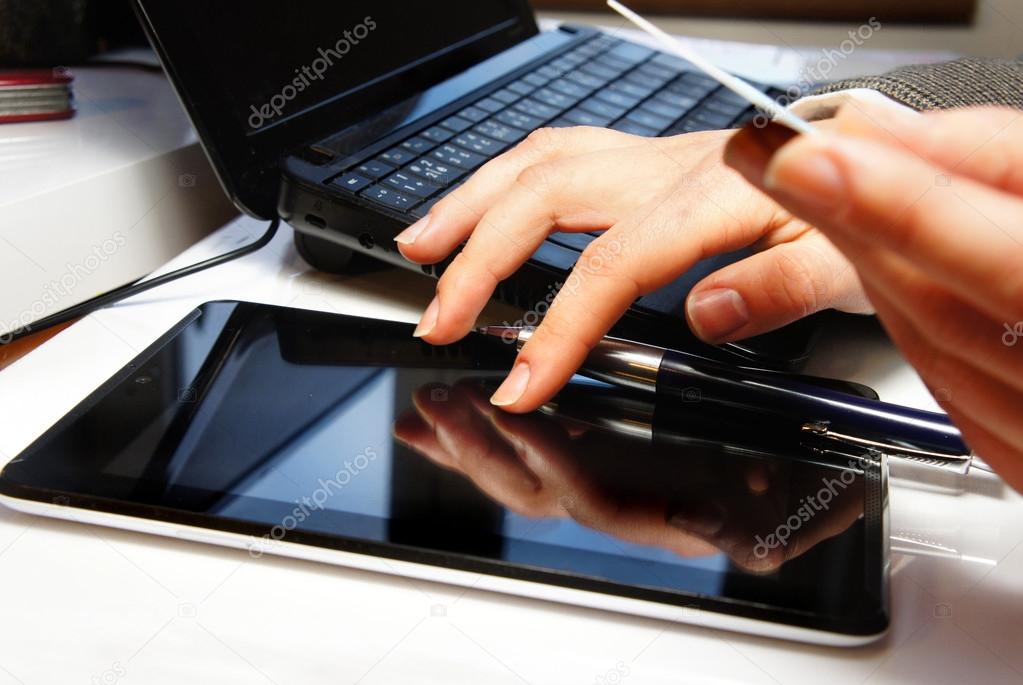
[685, 233, 872, 344]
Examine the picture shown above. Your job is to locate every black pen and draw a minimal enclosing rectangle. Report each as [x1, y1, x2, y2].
[476, 326, 991, 473]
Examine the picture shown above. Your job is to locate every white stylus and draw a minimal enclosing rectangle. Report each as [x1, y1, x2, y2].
[606, 0, 818, 135]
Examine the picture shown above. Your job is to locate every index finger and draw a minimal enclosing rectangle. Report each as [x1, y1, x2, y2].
[489, 181, 764, 411]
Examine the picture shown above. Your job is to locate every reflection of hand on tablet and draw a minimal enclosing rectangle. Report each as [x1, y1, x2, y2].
[393, 380, 861, 573]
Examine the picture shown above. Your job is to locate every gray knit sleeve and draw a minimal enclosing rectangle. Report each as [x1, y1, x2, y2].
[815, 57, 1023, 111]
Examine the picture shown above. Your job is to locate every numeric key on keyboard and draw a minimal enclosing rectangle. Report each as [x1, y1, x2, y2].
[384, 171, 442, 198]
[406, 158, 461, 185]
[431, 144, 486, 170]
[362, 185, 416, 212]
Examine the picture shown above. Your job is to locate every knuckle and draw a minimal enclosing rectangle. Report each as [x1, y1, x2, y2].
[514, 160, 562, 197]
[770, 247, 830, 316]
[576, 238, 628, 280]
[520, 127, 563, 156]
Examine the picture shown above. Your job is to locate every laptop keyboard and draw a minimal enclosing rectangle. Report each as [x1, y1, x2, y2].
[325, 31, 786, 224]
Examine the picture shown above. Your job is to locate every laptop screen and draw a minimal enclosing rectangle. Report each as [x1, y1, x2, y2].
[134, 0, 536, 217]
[186, 4, 528, 134]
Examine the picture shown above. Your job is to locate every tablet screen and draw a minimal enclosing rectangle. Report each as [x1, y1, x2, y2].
[0, 302, 887, 636]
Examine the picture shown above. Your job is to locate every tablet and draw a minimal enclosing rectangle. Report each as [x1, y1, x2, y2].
[0, 301, 889, 645]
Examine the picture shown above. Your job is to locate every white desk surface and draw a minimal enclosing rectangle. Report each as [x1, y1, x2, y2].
[1, 217, 1021, 685]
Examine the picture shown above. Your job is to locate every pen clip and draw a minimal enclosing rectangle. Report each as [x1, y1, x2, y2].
[801, 420, 985, 475]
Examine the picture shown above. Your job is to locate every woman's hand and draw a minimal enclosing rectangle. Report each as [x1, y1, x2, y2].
[725, 104, 1023, 492]
[394, 379, 861, 572]
[397, 126, 870, 412]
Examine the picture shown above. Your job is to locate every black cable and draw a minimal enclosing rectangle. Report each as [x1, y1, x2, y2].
[1, 217, 281, 346]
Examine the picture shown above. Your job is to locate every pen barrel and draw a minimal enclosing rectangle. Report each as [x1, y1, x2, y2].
[658, 350, 969, 457]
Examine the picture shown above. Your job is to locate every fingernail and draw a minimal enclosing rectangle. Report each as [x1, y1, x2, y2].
[394, 215, 432, 245]
[763, 137, 846, 211]
[724, 121, 800, 182]
[490, 362, 531, 407]
[413, 296, 439, 338]
[687, 288, 749, 342]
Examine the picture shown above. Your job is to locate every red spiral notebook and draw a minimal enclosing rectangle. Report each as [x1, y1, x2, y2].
[0, 69, 75, 124]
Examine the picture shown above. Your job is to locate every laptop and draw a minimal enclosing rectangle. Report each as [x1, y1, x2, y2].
[132, 0, 818, 368]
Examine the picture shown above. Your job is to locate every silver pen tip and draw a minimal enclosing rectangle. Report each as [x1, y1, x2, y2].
[475, 326, 534, 344]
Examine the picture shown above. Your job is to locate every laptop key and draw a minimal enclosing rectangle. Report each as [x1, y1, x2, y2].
[379, 147, 417, 166]
[358, 158, 396, 180]
[640, 98, 689, 121]
[362, 185, 416, 212]
[458, 106, 489, 123]
[595, 54, 633, 73]
[441, 115, 473, 133]
[523, 72, 550, 88]
[562, 107, 616, 128]
[674, 118, 716, 133]
[593, 88, 643, 110]
[635, 62, 678, 82]
[422, 125, 455, 143]
[475, 97, 504, 113]
[533, 87, 577, 110]
[507, 79, 535, 97]
[492, 88, 520, 105]
[608, 80, 657, 100]
[611, 119, 658, 137]
[650, 52, 694, 73]
[548, 232, 597, 252]
[701, 97, 749, 119]
[475, 120, 528, 144]
[432, 144, 486, 170]
[537, 64, 564, 80]
[626, 109, 674, 133]
[607, 42, 655, 65]
[453, 131, 506, 156]
[578, 97, 630, 120]
[651, 90, 700, 112]
[405, 158, 461, 185]
[515, 98, 561, 121]
[331, 172, 372, 193]
[401, 137, 435, 154]
[565, 70, 609, 90]
[548, 78, 592, 100]
[690, 109, 735, 129]
[384, 171, 442, 198]
[496, 109, 546, 131]
[579, 62, 622, 81]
